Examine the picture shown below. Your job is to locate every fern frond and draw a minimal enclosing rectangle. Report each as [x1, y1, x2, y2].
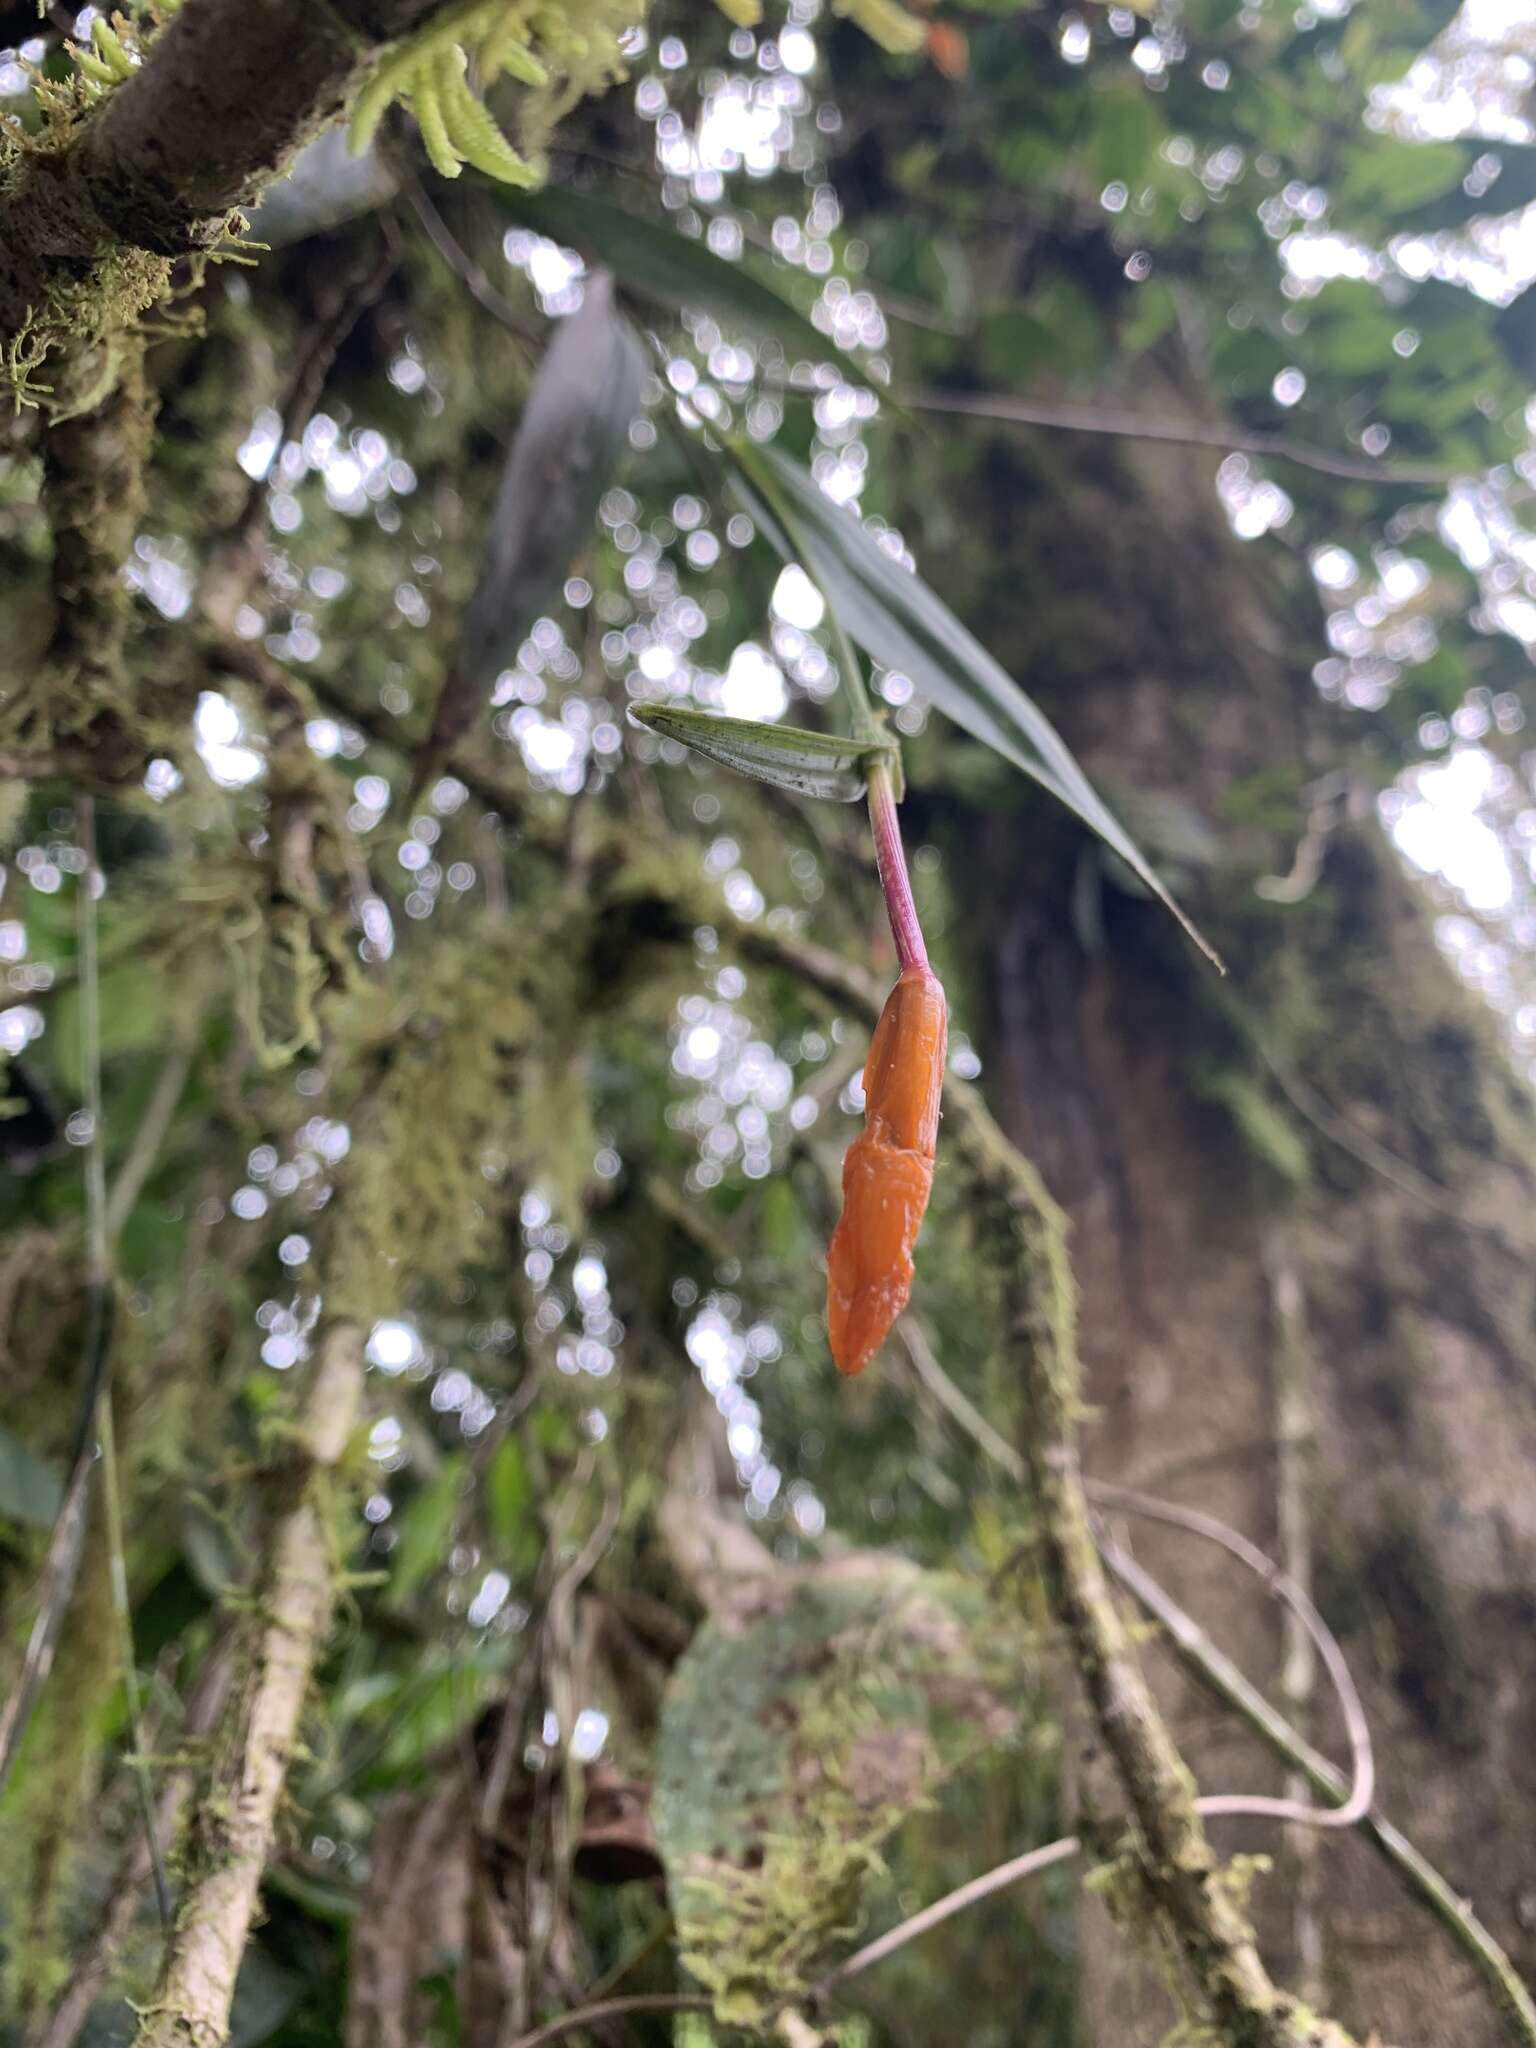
[412, 63, 464, 179]
[436, 46, 536, 185]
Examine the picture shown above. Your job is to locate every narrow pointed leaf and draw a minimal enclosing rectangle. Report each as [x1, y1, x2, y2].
[499, 186, 884, 400]
[631, 703, 884, 802]
[420, 272, 646, 772]
[731, 441, 1220, 966]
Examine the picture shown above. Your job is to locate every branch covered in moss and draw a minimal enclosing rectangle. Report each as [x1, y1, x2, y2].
[132, 1324, 364, 2048]
[0, 0, 455, 390]
[949, 1108, 1355, 2044]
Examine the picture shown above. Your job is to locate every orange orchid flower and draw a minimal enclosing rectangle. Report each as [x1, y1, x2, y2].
[827, 959, 947, 1375]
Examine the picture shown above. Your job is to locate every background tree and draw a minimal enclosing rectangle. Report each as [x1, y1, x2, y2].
[1, 2, 1534, 2045]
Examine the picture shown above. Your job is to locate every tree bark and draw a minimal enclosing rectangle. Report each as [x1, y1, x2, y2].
[0, 0, 450, 365]
[924, 399, 1536, 2045]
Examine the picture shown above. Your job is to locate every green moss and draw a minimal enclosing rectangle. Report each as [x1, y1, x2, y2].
[325, 909, 595, 1317]
[654, 1563, 1032, 2023]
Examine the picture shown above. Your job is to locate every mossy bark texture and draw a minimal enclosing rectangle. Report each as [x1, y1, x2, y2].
[0, 0, 454, 384]
[133, 1324, 363, 2048]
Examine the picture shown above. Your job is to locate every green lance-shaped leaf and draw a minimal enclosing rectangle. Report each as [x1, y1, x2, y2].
[498, 186, 885, 400]
[629, 703, 892, 802]
[413, 272, 646, 788]
[729, 440, 1221, 968]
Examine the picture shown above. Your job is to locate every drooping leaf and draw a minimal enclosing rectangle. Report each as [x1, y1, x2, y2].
[0, 1421, 62, 1528]
[729, 440, 1220, 966]
[499, 185, 884, 398]
[630, 703, 889, 802]
[415, 271, 645, 782]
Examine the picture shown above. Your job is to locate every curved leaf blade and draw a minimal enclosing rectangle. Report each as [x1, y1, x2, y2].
[732, 441, 1220, 967]
[630, 703, 882, 801]
[420, 271, 645, 774]
[499, 185, 884, 400]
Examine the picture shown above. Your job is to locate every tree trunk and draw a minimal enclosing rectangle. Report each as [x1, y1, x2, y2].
[924, 403, 1536, 2045]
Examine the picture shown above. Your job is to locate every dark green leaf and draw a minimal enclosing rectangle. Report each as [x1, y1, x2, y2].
[499, 185, 884, 397]
[731, 441, 1219, 966]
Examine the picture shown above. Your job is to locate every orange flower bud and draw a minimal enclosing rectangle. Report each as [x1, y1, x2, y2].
[826, 962, 947, 1376]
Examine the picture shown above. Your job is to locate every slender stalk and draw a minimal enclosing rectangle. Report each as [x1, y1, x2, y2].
[897, 385, 1455, 487]
[866, 757, 927, 972]
[96, 1395, 173, 1929]
[29, 1651, 234, 2048]
[1085, 1481, 1374, 1827]
[821, 1835, 1083, 1992]
[820, 602, 928, 971]
[104, 1045, 192, 1245]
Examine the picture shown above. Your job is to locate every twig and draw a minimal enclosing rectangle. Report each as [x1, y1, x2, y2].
[202, 235, 396, 626]
[1254, 1032, 1478, 1222]
[405, 177, 539, 342]
[0, 810, 117, 1793]
[821, 1834, 1083, 1993]
[28, 1649, 234, 2048]
[905, 1267, 1530, 2028]
[75, 796, 173, 1925]
[97, 1389, 174, 1929]
[0, 1451, 95, 1792]
[897, 1315, 1022, 1480]
[898, 386, 1456, 488]
[504, 1993, 711, 2047]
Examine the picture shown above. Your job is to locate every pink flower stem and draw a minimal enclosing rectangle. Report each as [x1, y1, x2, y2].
[867, 757, 927, 972]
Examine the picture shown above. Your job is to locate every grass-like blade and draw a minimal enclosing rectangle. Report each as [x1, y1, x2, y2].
[631, 703, 887, 801]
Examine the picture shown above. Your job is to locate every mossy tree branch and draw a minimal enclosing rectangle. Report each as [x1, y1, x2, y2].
[0, 0, 456, 388]
[132, 1323, 364, 2048]
[964, 1139, 1354, 2047]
